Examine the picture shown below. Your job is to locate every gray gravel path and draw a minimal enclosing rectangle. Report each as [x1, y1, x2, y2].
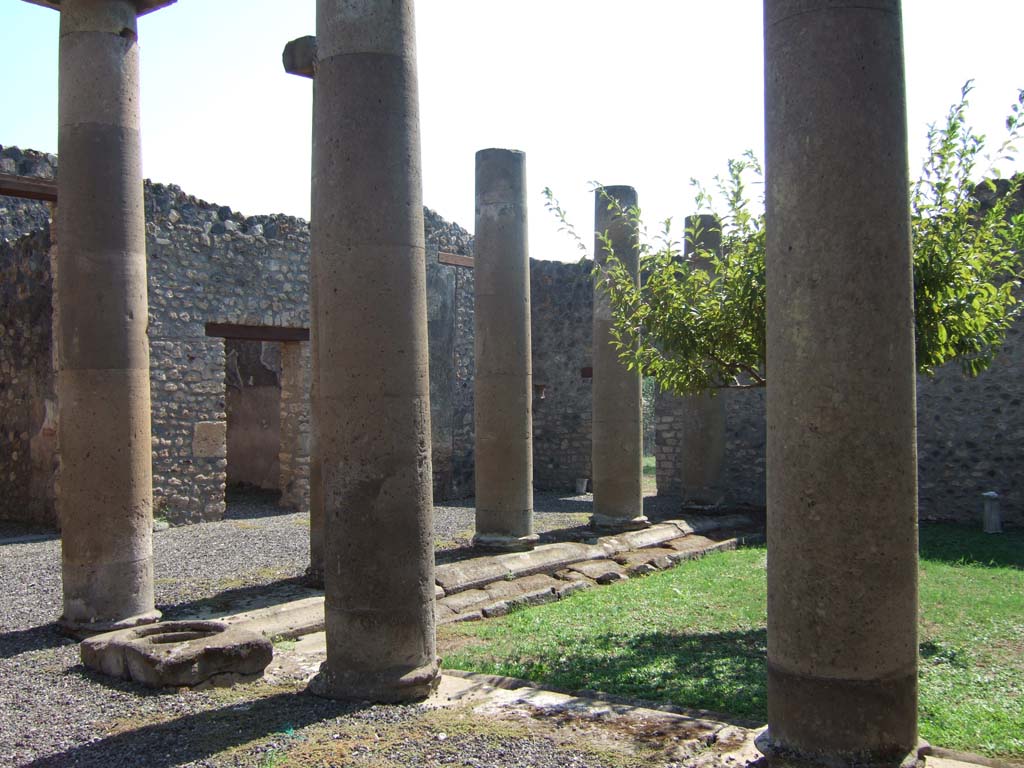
[0, 490, 681, 767]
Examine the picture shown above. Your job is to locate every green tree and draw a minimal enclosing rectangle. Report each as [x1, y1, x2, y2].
[551, 83, 1024, 396]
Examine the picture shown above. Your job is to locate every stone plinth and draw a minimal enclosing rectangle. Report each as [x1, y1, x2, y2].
[81, 620, 272, 688]
[762, 1, 920, 765]
[473, 148, 537, 551]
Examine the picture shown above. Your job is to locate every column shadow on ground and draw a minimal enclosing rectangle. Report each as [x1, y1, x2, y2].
[21, 689, 368, 768]
[0, 622, 70, 660]
[475, 628, 770, 725]
[158, 576, 320, 622]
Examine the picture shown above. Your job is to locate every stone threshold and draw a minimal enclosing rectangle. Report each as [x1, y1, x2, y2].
[217, 513, 763, 640]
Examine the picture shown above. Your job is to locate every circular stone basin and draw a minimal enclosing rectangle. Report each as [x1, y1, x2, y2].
[81, 620, 273, 689]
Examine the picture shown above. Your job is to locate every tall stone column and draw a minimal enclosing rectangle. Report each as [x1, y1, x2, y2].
[679, 215, 726, 506]
[309, 0, 439, 702]
[761, 1, 919, 766]
[472, 149, 538, 551]
[591, 186, 648, 530]
[282, 34, 322, 586]
[35, 0, 173, 635]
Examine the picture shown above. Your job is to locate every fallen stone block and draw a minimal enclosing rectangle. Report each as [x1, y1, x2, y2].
[552, 578, 594, 598]
[613, 547, 677, 574]
[81, 621, 272, 689]
[566, 559, 629, 585]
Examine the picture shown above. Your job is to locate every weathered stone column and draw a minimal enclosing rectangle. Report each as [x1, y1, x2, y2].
[282, 34, 322, 586]
[679, 215, 726, 506]
[591, 186, 648, 530]
[33, 0, 174, 634]
[760, 1, 919, 766]
[309, 0, 439, 702]
[472, 148, 538, 551]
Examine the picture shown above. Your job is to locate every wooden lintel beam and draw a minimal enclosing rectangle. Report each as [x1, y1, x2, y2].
[438, 251, 474, 269]
[0, 173, 58, 203]
[205, 323, 309, 342]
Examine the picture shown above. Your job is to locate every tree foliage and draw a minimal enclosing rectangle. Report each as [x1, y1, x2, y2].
[550, 83, 1024, 396]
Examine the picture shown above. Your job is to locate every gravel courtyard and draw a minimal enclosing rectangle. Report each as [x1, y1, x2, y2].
[0, 491, 684, 768]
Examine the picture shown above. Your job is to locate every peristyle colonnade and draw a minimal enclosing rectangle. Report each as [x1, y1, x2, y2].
[26, 0, 921, 764]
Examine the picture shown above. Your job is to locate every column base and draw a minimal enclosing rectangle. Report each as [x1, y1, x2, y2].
[308, 659, 441, 703]
[304, 566, 325, 589]
[589, 513, 650, 532]
[472, 532, 540, 552]
[755, 730, 925, 768]
[58, 609, 162, 640]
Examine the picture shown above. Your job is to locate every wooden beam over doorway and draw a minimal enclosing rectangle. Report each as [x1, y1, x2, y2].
[205, 323, 310, 342]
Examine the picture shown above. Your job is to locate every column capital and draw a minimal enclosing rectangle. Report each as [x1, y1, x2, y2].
[283, 35, 317, 79]
[22, 0, 176, 16]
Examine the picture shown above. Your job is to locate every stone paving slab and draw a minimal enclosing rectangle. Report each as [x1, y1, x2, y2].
[614, 546, 678, 574]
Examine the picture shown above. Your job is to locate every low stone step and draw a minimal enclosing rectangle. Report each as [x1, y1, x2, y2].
[222, 595, 324, 641]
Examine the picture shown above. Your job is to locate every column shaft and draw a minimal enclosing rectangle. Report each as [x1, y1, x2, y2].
[56, 0, 158, 634]
[762, 1, 919, 765]
[307, 76, 324, 586]
[679, 215, 726, 505]
[473, 149, 537, 551]
[310, 0, 439, 702]
[591, 186, 647, 530]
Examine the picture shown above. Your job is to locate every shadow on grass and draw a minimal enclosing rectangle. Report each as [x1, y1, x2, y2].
[919, 523, 1024, 569]
[22, 690, 368, 768]
[455, 628, 770, 724]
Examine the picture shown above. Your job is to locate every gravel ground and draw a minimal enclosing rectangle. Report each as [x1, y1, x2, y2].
[0, 490, 684, 768]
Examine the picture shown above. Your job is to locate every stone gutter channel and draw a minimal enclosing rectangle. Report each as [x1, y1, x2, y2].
[218, 513, 764, 640]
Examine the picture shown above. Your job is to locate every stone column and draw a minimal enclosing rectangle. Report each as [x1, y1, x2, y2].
[282, 34, 322, 586]
[591, 186, 648, 530]
[472, 148, 538, 551]
[309, 0, 439, 703]
[760, 1, 919, 766]
[40, 0, 173, 635]
[679, 215, 726, 506]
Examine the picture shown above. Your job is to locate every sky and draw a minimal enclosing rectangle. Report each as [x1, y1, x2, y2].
[2, 1, 1022, 262]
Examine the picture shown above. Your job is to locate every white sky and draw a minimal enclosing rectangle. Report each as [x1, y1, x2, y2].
[2, 1, 1022, 261]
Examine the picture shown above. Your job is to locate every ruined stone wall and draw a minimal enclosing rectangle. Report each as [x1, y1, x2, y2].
[0, 229, 58, 527]
[0, 146, 55, 243]
[530, 258, 594, 491]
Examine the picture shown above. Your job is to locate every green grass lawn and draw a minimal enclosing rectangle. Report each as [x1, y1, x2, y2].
[439, 524, 1024, 759]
